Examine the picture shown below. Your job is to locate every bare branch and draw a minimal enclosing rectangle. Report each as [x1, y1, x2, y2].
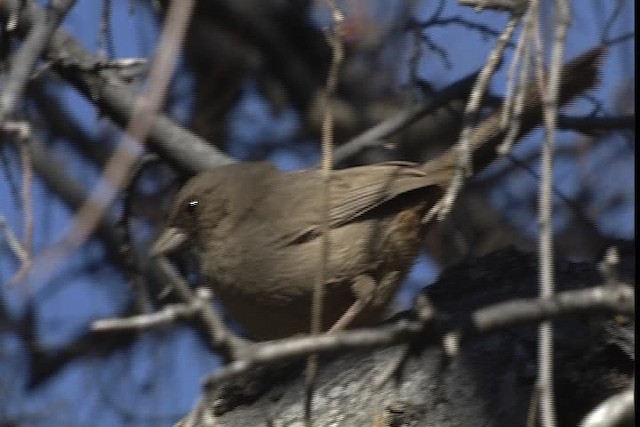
[0, 0, 231, 173]
[205, 283, 633, 385]
[92, 288, 212, 332]
[22, 0, 197, 286]
[0, 0, 77, 123]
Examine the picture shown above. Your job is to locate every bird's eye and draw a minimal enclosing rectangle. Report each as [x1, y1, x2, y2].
[187, 200, 198, 212]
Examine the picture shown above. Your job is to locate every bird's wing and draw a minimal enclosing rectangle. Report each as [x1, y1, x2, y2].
[327, 161, 445, 227]
[273, 162, 445, 248]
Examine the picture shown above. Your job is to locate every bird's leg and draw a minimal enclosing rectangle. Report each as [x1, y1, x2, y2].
[330, 208, 421, 333]
[328, 274, 375, 332]
[329, 272, 400, 332]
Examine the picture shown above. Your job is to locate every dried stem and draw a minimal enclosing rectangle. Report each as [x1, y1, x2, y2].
[537, 1, 571, 426]
[306, 1, 346, 424]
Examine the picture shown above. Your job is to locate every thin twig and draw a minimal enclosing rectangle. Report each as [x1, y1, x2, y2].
[501, 10, 528, 130]
[0, 215, 30, 269]
[155, 258, 249, 361]
[425, 9, 522, 222]
[457, 11, 522, 172]
[25, 0, 196, 286]
[7, 129, 246, 362]
[0, 125, 34, 286]
[537, 0, 571, 425]
[92, 299, 205, 331]
[0, 0, 231, 173]
[0, 0, 77, 123]
[306, 1, 345, 424]
[499, 5, 535, 154]
[426, 10, 522, 221]
[19, 142, 34, 260]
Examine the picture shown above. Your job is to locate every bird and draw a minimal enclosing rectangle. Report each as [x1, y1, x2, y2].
[151, 48, 602, 341]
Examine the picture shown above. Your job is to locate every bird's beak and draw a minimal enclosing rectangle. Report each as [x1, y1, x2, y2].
[150, 227, 187, 257]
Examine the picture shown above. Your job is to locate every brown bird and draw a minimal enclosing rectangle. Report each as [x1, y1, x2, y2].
[152, 48, 601, 341]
